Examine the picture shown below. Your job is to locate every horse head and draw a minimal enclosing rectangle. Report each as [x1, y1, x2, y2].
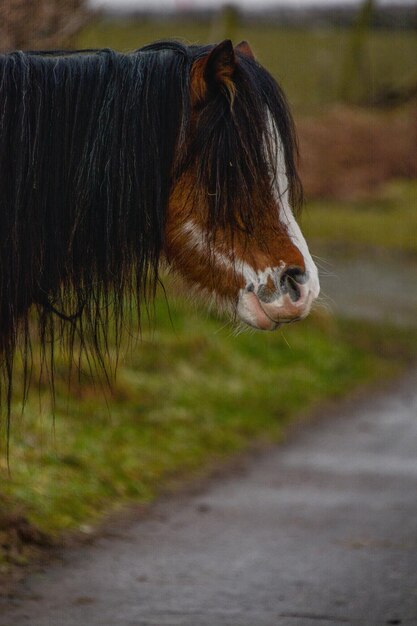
[165, 40, 319, 330]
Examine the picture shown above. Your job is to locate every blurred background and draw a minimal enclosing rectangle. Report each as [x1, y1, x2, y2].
[0, 0, 416, 581]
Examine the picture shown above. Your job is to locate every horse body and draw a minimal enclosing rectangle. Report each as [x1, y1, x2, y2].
[0, 39, 319, 388]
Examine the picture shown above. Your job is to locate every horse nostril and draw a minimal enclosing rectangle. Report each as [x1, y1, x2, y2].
[255, 267, 308, 305]
[284, 266, 308, 284]
[280, 267, 307, 302]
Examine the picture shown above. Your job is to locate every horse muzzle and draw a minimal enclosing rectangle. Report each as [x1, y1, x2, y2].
[236, 266, 320, 331]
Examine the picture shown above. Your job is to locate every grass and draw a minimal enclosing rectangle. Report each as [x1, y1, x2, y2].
[302, 180, 417, 255]
[2, 17, 416, 576]
[78, 19, 417, 111]
[1, 292, 416, 560]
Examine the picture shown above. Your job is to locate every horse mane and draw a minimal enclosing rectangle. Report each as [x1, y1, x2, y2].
[0, 40, 301, 419]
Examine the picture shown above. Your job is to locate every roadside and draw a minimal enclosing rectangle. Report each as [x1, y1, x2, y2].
[3, 304, 414, 593]
[1, 172, 417, 593]
[312, 249, 417, 327]
[302, 180, 417, 256]
[2, 368, 416, 625]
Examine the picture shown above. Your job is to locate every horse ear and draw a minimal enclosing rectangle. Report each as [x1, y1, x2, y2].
[204, 39, 236, 87]
[235, 41, 255, 60]
[191, 40, 236, 106]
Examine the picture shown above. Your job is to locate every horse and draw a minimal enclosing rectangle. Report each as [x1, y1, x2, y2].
[0, 39, 320, 407]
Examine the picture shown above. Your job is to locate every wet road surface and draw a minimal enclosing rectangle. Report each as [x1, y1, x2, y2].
[1, 370, 417, 626]
[316, 251, 417, 327]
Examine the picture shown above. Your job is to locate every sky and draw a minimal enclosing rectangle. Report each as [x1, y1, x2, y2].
[89, 0, 413, 11]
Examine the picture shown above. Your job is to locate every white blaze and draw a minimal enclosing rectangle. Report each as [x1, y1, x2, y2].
[271, 121, 320, 299]
[178, 117, 319, 316]
[180, 220, 258, 285]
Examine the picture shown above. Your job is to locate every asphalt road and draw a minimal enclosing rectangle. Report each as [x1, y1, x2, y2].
[1, 369, 417, 626]
[315, 252, 417, 327]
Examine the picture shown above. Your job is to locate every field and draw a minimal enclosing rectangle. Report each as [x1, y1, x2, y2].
[1, 17, 416, 581]
[2, 294, 416, 572]
[302, 179, 417, 255]
[79, 18, 417, 111]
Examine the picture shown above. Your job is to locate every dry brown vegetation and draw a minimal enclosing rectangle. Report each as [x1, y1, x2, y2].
[0, 0, 91, 52]
[298, 103, 417, 200]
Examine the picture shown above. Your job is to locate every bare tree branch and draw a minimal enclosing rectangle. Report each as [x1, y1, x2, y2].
[0, 0, 93, 52]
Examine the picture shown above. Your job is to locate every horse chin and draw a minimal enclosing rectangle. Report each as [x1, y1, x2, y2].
[236, 291, 280, 331]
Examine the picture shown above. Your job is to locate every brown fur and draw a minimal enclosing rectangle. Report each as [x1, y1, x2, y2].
[166, 42, 305, 301]
[190, 41, 237, 108]
[165, 174, 305, 302]
[235, 41, 255, 60]
[165, 42, 305, 304]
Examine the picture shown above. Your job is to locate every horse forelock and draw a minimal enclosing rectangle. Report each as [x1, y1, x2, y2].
[182, 51, 302, 236]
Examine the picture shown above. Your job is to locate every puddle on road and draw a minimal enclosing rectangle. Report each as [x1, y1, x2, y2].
[313, 249, 417, 327]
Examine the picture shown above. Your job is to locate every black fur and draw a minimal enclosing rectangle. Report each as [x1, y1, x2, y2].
[0, 41, 302, 416]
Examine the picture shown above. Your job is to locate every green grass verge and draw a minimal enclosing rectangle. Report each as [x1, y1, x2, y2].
[302, 180, 417, 255]
[78, 20, 417, 111]
[1, 294, 416, 558]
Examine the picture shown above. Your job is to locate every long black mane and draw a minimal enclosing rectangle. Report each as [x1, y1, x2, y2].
[0, 40, 301, 413]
